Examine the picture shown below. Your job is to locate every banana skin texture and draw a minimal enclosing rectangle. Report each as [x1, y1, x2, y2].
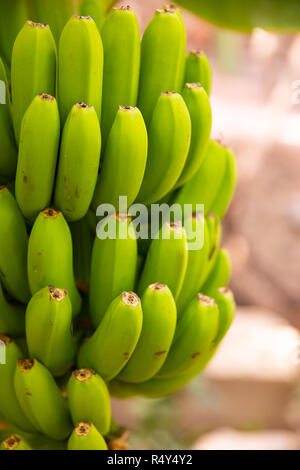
[199, 212, 222, 288]
[1, 434, 32, 451]
[210, 147, 237, 219]
[27, 208, 82, 317]
[26, 286, 78, 377]
[68, 422, 108, 450]
[15, 93, 60, 221]
[118, 283, 177, 383]
[70, 215, 94, 295]
[81, 0, 106, 31]
[0, 0, 28, 66]
[67, 368, 111, 435]
[14, 358, 72, 441]
[54, 102, 101, 222]
[89, 213, 138, 327]
[0, 186, 30, 303]
[11, 20, 57, 143]
[0, 281, 25, 337]
[202, 248, 231, 297]
[101, 6, 141, 153]
[78, 291, 143, 381]
[184, 50, 212, 96]
[92, 106, 148, 211]
[58, 15, 103, 125]
[137, 92, 191, 205]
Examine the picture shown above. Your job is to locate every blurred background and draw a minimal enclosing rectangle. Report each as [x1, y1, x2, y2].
[111, 0, 300, 450]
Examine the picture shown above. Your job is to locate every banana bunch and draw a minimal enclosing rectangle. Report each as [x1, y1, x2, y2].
[0, 2, 237, 451]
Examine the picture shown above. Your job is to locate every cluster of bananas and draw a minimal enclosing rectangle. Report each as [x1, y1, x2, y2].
[0, 1, 237, 451]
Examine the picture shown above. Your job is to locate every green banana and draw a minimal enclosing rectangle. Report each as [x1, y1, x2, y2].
[101, 6, 141, 152]
[0, 186, 30, 303]
[137, 222, 188, 301]
[176, 213, 210, 314]
[81, 0, 106, 31]
[78, 291, 143, 381]
[67, 368, 111, 435]
[70, 216, 94, 294]
[175, 83, 212, 188]
[26, 286, 78, 377]
[202, 249, 231, 297]
[14, 358, 72, 440]
[210, 147, 237, 219]
[15, 93, 60, 220]
[138, 5, 186, 126]
[184, 50, 212, 96]
[118, 283, 177, 383]
[199, 212, 222, 287]
[136, 92, 191, 205]
[0, 0, 28, 66]
[58, 15, 103, 125]
[0, 335, 37, 432]
[211, 287, 235, 344]
[11, 20, 57, 143]
[0, 57, 17, 183]
[0, 281, 25, 337]
[27, 208, 82, 317]
[174, 140, 228, 216]
[92, 106, 147, 210]
[54, 102, 101, 222]
[1, 434, 32, 451]
[68, 422, 108, 450]
[89, 213, 137, 327]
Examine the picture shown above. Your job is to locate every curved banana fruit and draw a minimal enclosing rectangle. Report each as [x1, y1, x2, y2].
[137, 92, 191, 205]
[0, 281, 25, 337]
[27, 208, 82, 317]
[54, 102, 101, 222]
[0, 186, 30, 303]
[11, 21, 57, 143]
[78, 291, 143, 381]
[68, 422, 108, 450]
[67, 368, 111, 435]
[118, 283, 177, 383]
[101, 6, 141, 152]
[0, 0, 28, 66]
[14, 358, 72, 440]
[70, 215, 94, 294]
[137, 222, 188, 301]
[184, 50, 212, 96]
[175, 83, 212, 188]
[58, 15, 103, 125]
[26, 286, 77, 377]
[92, 106, 147, 210]
[89, 213, 137, 327]
[202, 248, 231, 296]
[0, 57, 17, 183]
[210, 147, 237, 219]
[15, 93, 60, 220]
[0, 335, 37, 432]
[138, 5, 186, 126]
[80, 0, 106, 31]
[1, 434, 32, 451]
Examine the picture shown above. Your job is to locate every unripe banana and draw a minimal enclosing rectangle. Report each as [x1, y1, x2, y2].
[78, 291, 143, 381]
[202, 249, 231, 297]
[14, 358, 72, 440]
[0, 186, 30, 303]
[81, 0, 106, 31]
[90, 213, 137, 327]
[15, 93, 60, 220]
[157, 294, 219, 378]
[184, 50, 212, 96]
[137, 222, 188, 301]
[0, 57, 17, 183]
[175, 83, 212, 188]
[92, 106, 147, 211]
[199, 212, 222, 287]
[70, 216, 94, 294]
[101, 6, 141, 152]
[210, 147, 237, 219]
[118, 283, 177, 383]
[1, 434, 32, 451]
[67, 368, 111, 435]
[0, 335, 37, 432]
[211, 287, 235, 344]
[27, 208, 82, 317]
[54, 102, 101, 222]
[0, 282, 25, 337]
[11, 21, 57, 143]
[138, 5, 186, 126]
[68, 422, 108, 450]
[26, 286, 77, 377]
[174, 140, 228, 216]
[137, 92, 191, 205]
[0, 0, 28, 66]
[58, 15, 103, 125]
[176, 213, 210, 314]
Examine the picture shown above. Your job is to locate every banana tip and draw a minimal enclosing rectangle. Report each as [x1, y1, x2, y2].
[122, 292, 140, 307]
[73, 368, 95, 382]
[3, 435, 21, 450]
[0, 334, 12, 345]
[18, 359, 35, 372]
[49, 286, 68, 302]
[27, 20, 48, 28]
[42, 208, 61, 218]
[197, 293, 216, 306]
[149, 282, 166, 292]
[75, 422, 92, 437]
